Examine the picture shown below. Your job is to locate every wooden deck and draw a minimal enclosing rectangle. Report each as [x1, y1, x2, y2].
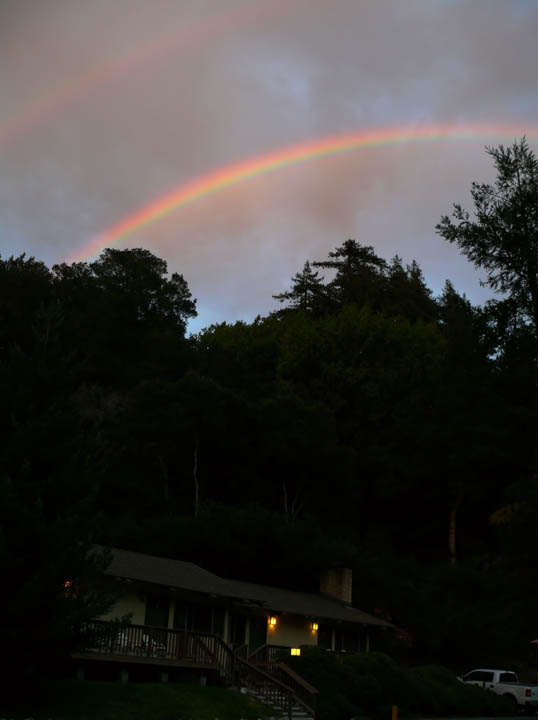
[72, 649, 217, 670]
[74, 620, 235, 678]
[73, 620, 318, 717]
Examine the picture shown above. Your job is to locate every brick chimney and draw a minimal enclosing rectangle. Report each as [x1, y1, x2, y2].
[320, 567, 352, 605]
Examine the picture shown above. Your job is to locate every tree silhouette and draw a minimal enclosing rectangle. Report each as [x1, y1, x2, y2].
[437, 138, 538, 344]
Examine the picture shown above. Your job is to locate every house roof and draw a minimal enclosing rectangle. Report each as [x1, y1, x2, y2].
[102, 546, 392, 628]
[222, 577, 392, 627]
[102, 547, 230, 597]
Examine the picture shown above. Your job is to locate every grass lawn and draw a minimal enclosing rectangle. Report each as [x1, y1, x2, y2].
[2, 678, 272, 720]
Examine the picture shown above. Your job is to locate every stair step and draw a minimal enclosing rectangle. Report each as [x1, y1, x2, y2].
[247, 693, 312, 719]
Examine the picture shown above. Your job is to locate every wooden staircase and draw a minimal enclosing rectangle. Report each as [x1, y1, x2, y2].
[235, 656, 317, 720]
[247, 687, 314, 719]
[192, 637, 318, 717]
[75, 622, 318, 718]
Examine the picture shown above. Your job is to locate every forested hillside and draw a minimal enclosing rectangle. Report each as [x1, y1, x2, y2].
[2, 139, 538, 683]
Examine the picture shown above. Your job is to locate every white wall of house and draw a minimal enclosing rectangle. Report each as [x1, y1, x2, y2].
[168, 600, 176, 629]
[100, 591, 146, 625]
[268, 615, 318, 648]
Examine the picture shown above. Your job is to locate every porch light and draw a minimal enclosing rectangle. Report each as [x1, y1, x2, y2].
[290, 648, 301, 656]
[268, 616, 277, 627]
[311, 622, 318, 632]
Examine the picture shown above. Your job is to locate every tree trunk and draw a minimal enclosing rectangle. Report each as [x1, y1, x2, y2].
[448, 508, 457, 566]
[157, 455, 169, 504]
[449, 482, 463, 565]
[193, 437, 199, 517]
[282, 480, 302, 524]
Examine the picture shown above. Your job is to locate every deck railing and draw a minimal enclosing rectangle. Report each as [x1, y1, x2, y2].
[236, 657, 295, 718]
[77, 621, 317, 716]
[272, 662, 318, 717]
[234, 643, 249, 660]
[78, 620, 236, 679]
[248, 643, 289, 667]
[236, 656, 317, 719]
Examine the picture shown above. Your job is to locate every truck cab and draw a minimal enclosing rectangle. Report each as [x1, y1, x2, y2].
[459, 668, 538, 713]
[460, 669, 518, 689]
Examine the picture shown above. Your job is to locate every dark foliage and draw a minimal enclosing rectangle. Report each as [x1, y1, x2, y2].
[289, 648, 512, 720]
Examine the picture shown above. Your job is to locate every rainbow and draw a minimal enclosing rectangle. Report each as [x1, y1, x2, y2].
[73, 122, 538, 263]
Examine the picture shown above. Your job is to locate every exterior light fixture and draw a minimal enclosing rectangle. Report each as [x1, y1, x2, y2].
[312, 622, 318, 632]
[64, 580, 76, 598]
[290, 648, 301, 656]
[269, 616, 277, 627]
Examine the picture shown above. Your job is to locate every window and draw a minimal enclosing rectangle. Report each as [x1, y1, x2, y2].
[229, 613, 246, 647]
[335, 630, 359, 652]
[249, 616, 267, 653]
[465, 671, 483, 681]
[335, 630, 344, 652]
[499, 673, 517, 684]
[145, 593, 170, 647]
[145, 593, 170, 628]
[213, 608, 225, 637]
[318, 625, 332, 650]
[343, 631, 359, 652]
[174, 602, 224, 635]
[191, 604, 212, 633]
[173, 602, 188, 630]
[465, 671, 493, 682]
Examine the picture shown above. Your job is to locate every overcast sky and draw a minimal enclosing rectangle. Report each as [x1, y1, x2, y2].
[2, 0, 538, 331]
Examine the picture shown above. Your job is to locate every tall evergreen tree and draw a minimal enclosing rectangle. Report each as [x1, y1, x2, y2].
[313, 239, 388, 308]
[272, 260, 327, 315]
[385, 256, 437, 322]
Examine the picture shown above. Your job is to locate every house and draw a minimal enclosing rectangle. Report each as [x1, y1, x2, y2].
[73, 546, 392, 714]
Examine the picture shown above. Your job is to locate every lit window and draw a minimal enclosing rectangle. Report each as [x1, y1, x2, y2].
[290, 648, 301, 656]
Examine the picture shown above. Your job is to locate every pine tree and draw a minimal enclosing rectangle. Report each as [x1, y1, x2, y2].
[272, 260, 327, 314]
[313, 239, 388, 308]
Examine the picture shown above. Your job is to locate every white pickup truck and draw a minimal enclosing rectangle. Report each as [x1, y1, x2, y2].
[458, 668, 538, 713]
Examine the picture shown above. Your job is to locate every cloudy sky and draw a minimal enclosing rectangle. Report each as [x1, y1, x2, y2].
[1, 0, 538, 331]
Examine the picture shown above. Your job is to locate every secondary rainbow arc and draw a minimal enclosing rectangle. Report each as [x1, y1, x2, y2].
[0, 0, 303, 150]
[73, 122, 538, 263]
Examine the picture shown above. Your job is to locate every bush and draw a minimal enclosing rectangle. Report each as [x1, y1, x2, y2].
[286, 647, 358, 720]
[288, 648, 514, 720]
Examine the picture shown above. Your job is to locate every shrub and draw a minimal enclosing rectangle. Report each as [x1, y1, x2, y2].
[289, 648, 513, 719]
